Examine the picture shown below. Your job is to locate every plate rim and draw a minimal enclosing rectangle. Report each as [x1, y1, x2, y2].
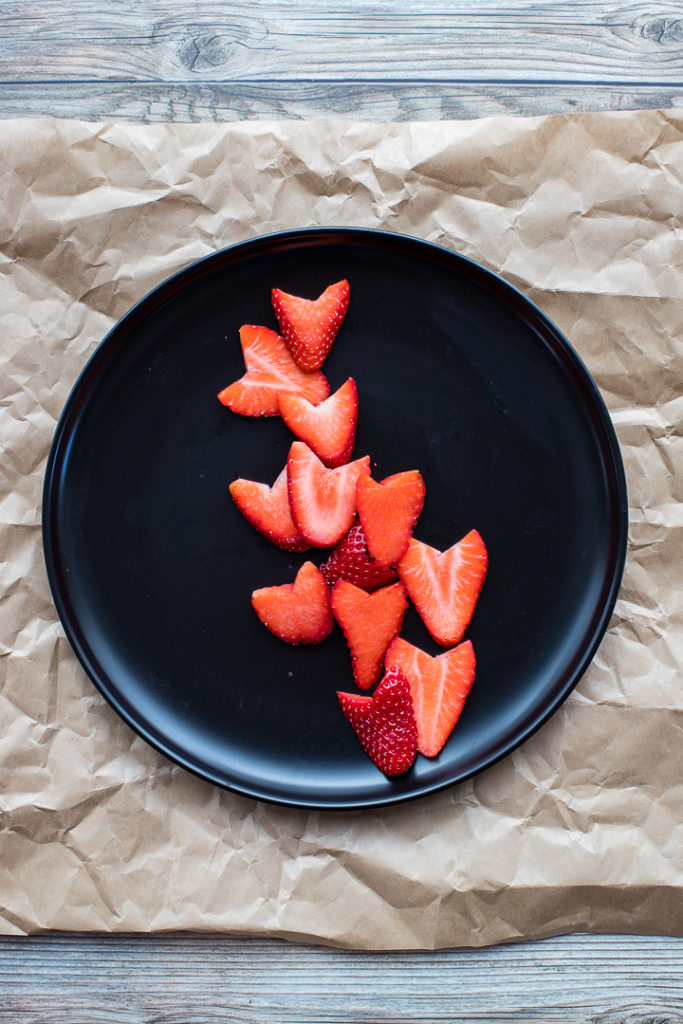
[42, 226, 629, 810]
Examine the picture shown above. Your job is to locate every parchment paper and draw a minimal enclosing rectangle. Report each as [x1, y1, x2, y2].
[1, 112, 681, 947]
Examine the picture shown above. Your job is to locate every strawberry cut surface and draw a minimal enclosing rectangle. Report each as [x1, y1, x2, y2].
[337, 665, 417, 777]
[385, 637, 476, 757]
[279, 377, 358, 468]
[252, 561, 333, 645]
[229, 467, 309, 552]
[398, 530, 488, 647]
[356, 470, 425, 568]
[218, 325, 329, 416]
[272, 279, 350, 372]
[287, 441, 371, 547]
[331, 580, 408, 690]
[320, 521, 399, 592]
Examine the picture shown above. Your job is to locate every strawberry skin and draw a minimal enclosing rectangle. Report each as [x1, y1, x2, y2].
[398, 530, 488, 647]
[287, 441, 371, 547]
[279, 378, 358, 468]
[272, 279, 350, 372]
[337, 665, 417, 777]
[252, 561, 333, 645]
[385, 637, 476, 757]
[229, 467, 309, 552]
[218, 325, 329, 416]
[320, 521, 398, 592]
[331, 580, 408, 690]
[356, 470, 425, 568]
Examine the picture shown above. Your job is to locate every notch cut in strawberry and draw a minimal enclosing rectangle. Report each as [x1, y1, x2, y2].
[356, 470, 425, 568]
[398, 530, 488, 647]
[385, 637, 476, 757]
[272, 279, 350, 372]
[287, 441, 371, 548]
[320, 521, 398, 592]
[218, 325, 329, 417]
[331, 580, 408, 690]
[279, 377, 358, 468]
[252, 561, 333, 645]
[229, 467, 309, 553]
[337, 665, 417, 777]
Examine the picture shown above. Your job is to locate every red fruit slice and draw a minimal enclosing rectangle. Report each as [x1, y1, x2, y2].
[229, 467, 309, 552]
[385, 637, 476, 757]
[320, 521, 398, 592]
[337, 665, 417, 777]
[287, 442, 371, 547]
[398, 530, 488, 647]
[272, 279, 350, 372]
[279, 378, 358, 468]
[252, 561, 333, 645]
[356, 470, 425, 567]
[331, 581, 408, 690]
[218, 325, 329, 416]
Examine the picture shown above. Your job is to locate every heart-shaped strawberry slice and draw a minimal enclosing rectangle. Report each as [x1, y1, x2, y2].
[356, 470, 425, 568]
[337, 665, 417, 776]
[252, 561, 333, 645]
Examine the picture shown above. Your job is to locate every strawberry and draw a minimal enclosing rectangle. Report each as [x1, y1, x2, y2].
[337, 665, 417, 777]
[356, 470, 425, 568]
[279, 378, 358, 468]
[272, 279, 350, 372]
[320, 521, 398, 592]
[398, 530, 488, 647]
[252, 561, 333, 645]
[287, 442, 371, 547]
[331, 581, 408, 690]
[229, 467, 309, 552]
[385, 637, 476, 757]
[218, 325, 329, 416]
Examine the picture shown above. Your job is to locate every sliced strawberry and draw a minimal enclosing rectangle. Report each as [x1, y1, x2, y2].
[398, 530, 488, 647]
[287, 441, 371, 547]
[252, 561, 333, 645]
[218, 325, 329, 416]
[320, 521, 398, 592]
[356, 470, 425, 568]
[385, 637, 476, 757]
[337, 665, 417, 777]
[331, 581, 408, 690]
[279, 378, 358, 468]
[272, 279, 349, 372]
[229, 467, 309, 552]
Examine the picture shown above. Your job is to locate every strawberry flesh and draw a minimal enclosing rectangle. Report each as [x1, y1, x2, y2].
[279, 377, 358, 468]
[320, 521, 398, 591]
[356, 469, 425, 568]
[287, 441, 371, 547]
[272, 279, 350, 372]
[218, 325, 329, 416]
[337, 665, 417, 777]
[229, 467, 309, 552]
[252, 561, 333, 645]
[331, 580, 408, 690]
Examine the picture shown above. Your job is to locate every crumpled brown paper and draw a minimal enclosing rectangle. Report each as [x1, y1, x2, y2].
[1, 113, 681, 947]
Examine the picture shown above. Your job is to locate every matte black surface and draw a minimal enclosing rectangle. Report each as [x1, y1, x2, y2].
[43, 229, 628, 809]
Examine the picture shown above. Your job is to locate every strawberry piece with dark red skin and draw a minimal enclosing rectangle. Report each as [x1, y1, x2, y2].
[218, 325, 329, 417]
[385, 637, 476, 757]
[320, 521, 398, 592]
[331, 580, 408, 690]
[279, 377, 358, 468]
[398, 530, 488, 647]
[272, 279, 350, 372]
[356, 469, 425, 568]
[252, 561, 333, 645]
[229, 467, 309, 553]
[337, 665, 417, 777]
[287, 441, 371, 548]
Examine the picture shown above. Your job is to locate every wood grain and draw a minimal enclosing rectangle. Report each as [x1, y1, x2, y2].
[1, 0, 683, 83]
[1, 933, 682, 1023]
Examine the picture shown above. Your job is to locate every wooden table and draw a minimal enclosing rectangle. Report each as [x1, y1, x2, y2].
[1, 3, 682, 1021]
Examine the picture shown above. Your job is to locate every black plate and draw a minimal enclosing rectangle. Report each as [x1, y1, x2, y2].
[43, 228, 627, 810]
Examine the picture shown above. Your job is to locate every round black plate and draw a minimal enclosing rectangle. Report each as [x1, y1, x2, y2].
[43, 229, 627, 810]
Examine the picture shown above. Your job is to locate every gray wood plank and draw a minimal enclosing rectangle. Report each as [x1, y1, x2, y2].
[1, 1, 683, 83]
[0, 81, 679, 122]
[0, 933, 682, 1023]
